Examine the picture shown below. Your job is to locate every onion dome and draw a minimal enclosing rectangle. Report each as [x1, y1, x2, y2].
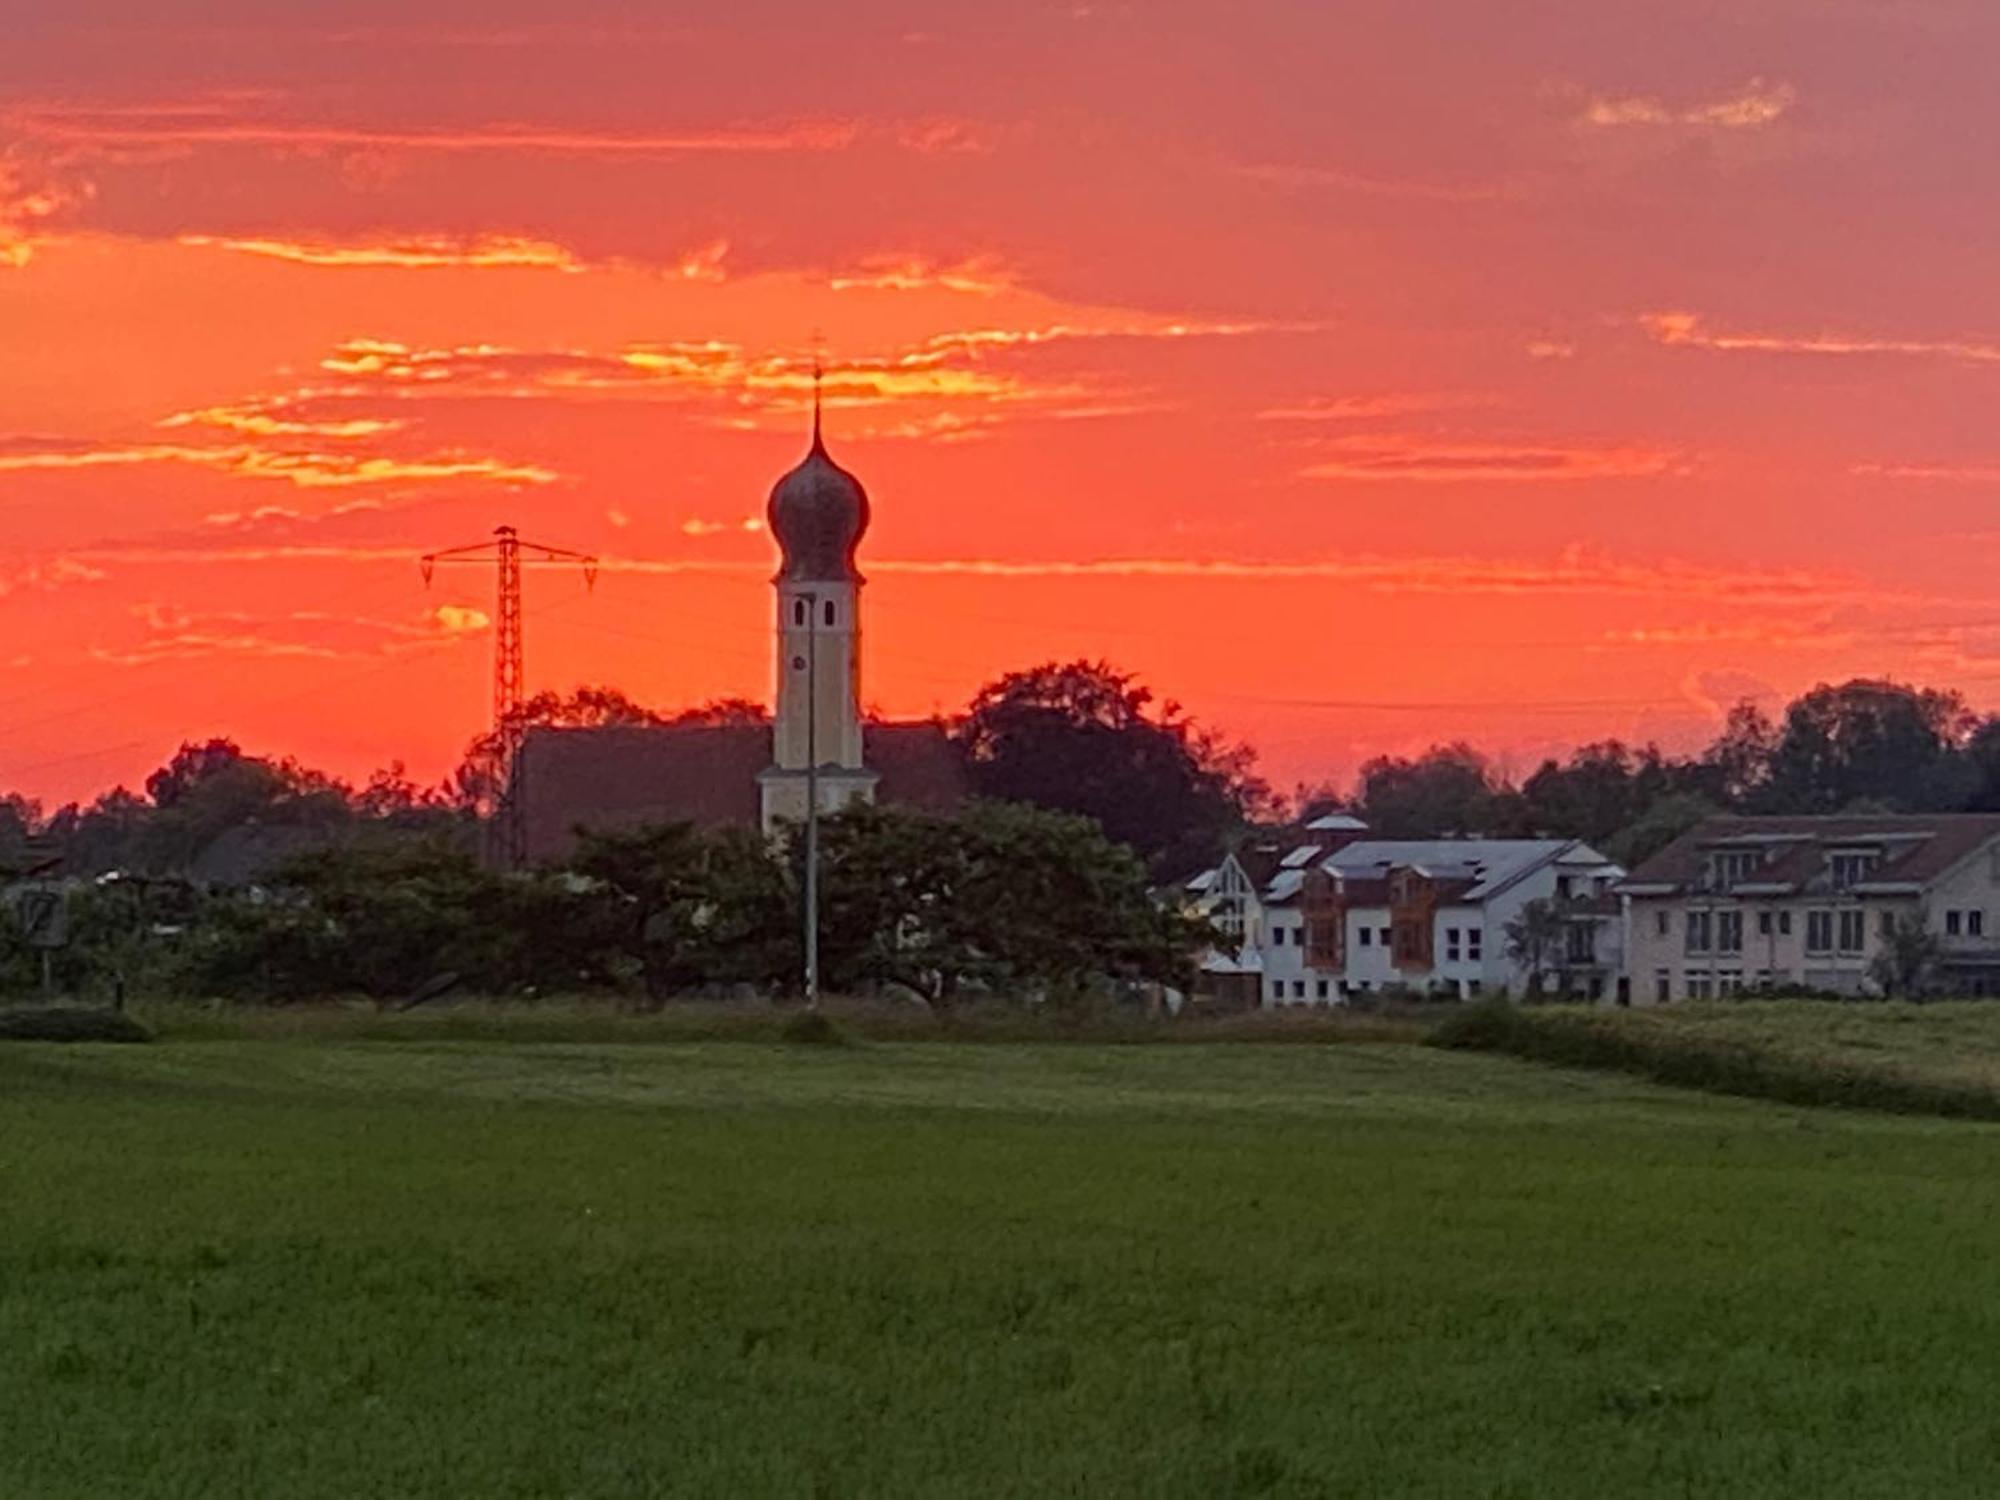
[768, 402, 869, 583]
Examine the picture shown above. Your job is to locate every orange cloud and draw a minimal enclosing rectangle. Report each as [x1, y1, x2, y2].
[829, 256, 1018, 295]
[1583, 79, 1796, 129]
[161, 400, 404, 439]
[1259, 393, 1497, 421]
[1234, 162, 1515, 203]
[97, 602, 483, 666]
[0, 158, 90, 267]
[1299, 433, 1682, 482]
[1853, 463, 2000, 483]
[176, 233, 585, 271]
[0, 440, 555, 488]
[1644, 311, 2000, 364]
[10, 103, 862, 157]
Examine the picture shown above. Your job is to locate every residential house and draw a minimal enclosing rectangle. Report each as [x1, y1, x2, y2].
[1192, 823, 1624, 1003]
[1619, 813, 2000, 1001]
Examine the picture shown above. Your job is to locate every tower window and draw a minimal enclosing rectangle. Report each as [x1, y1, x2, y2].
[792, 600, 806, 627]
[824, 600, 835, 627]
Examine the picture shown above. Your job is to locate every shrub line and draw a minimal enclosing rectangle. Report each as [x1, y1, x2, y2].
[1428, 1002, 2000, 1121]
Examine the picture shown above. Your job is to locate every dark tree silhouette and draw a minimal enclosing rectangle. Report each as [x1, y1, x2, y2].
[953, 660, 1268, 878]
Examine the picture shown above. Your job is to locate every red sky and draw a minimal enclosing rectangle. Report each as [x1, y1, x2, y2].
[4, 1, 1999, 807]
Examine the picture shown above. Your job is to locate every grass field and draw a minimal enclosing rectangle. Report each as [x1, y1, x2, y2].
[6, 1022, 2000, 1496]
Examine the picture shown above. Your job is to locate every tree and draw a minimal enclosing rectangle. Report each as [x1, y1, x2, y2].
[1504, 898, 1569, 998]
[1520, 741, 1679, 845]
[1603, 791, 1719, 869]
[1356, 744, 1509, 837]
[569, 821, 791, 996]
[1700, 700, 1778, 807]
[192, 835, 524, 1001]
[953, 660, 1268, 878]
[1760, 680, 1976, 814]
[1869, 911, 1945, 1000]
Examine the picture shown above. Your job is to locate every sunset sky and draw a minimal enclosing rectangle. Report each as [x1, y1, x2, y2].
[4, 0, 1999, 807]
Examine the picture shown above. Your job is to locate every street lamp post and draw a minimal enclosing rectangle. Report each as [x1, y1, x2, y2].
[802, 590, 820, 1009]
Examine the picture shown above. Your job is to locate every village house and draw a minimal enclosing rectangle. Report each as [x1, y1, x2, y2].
[1618, 813, 2000, 1001]
[1190, 822, 1624, 1003]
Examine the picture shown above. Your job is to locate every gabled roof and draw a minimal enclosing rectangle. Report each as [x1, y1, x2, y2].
[1620, 814, 2000, 897]
[1322, 839, 1607, 903]
[518, 719, 968, 863]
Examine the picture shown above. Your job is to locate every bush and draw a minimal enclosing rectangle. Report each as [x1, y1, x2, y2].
[1429, 1001, 2000, 1119]
[0, 1006, 152, 1044]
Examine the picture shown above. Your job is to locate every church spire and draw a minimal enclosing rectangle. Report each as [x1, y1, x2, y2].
[811, 355, 823, 450]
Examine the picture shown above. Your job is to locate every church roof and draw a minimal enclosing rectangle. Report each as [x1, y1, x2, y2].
[517, 720, 968, 864]
[767, 408, 869, 582]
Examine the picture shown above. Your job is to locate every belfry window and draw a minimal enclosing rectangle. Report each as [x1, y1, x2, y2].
[824, 600, 836, 627]
[793, 600, 807, 627]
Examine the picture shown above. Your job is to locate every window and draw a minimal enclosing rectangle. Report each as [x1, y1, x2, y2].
[1467, 929, 1482, 962]
[1269, 980, 1283, 1001]
[1838, 910, 1865, 953]
[1445, 927, 1461, 963]
[1687, 974, 1713, 1000]
[1466, 980, 1483, 997]
[1779, 910, 1793, 937]
[1947, 910, 1962, 937]
[1806, 910, 1834, 953]
[1757, 911, 1772, 937]
[1685, 910, 1713, 955]
[1358, 927, 1372, 947]
[1273, 925, 1287, 946]
[1973, 911, 1986, 938]
[1829, 852, 1879, 890]
[792, 599, 807, 626]
[1316, 980, 1330, 1000]
[1716, 910, 1743, 954]
[1655, 910, 1670, 938]
[1380, 927, 1392, 947]
[1719, 971, 1744, 998]
[1292, 980, 1306, 999]
[1655, 970, 1671, 1002]
[1710, 850, 1761, 889]
[823, 600, 835, 627]
[1881, 911, 1897, 939]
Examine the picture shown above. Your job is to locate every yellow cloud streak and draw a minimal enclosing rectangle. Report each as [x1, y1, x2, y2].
[0, 443, 555, 487]
[177, 233, 585, 271]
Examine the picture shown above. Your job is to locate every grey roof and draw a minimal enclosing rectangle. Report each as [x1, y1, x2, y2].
[1322, 839, 1604, 902]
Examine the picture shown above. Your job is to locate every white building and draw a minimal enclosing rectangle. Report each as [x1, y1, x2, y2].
[1191, 821, 1624, 1003]
[1619, 814, 2000, 1001]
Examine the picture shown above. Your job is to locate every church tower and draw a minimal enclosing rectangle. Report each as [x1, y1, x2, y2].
[757, 392, 879, 832]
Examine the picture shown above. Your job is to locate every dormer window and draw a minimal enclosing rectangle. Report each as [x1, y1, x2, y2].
[1710, 850, 1761, 889]
[1828, 851, 1880, 890]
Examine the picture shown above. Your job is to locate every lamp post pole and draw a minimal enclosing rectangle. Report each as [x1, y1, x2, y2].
[803, 590, 820, 1009]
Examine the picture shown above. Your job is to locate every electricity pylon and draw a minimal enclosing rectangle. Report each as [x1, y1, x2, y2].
[421, 525, 598, 867]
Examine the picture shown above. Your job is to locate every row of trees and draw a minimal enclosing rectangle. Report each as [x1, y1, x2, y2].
[3, 802, 1210, 1005]
[1342, 680, 2000, 866]
[7, 668, 2000, 901]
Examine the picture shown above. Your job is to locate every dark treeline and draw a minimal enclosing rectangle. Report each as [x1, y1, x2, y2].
[6, 670, 1997, 890]
[0, 804, 1205, 1006]
[1337, 679, 2000, 865]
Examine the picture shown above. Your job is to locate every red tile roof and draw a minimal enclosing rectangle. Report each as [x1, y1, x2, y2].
[517, 719, 969, 863]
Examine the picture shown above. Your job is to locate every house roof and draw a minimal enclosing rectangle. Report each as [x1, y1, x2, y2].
[1619, 813, 2000, 897]
[518, 719, 969, 863]
[1204, 831, 1619, 911]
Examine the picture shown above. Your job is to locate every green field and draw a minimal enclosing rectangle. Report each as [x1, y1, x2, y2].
[5, 1023, 2000, 1496]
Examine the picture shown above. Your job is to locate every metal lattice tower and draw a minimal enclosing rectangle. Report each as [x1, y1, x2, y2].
[422, 525, 598, 867]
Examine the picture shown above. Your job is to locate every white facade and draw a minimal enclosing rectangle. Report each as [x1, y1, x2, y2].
[758, 577, 877, 830]
[1195, 829, 1624, 1005]
[1621, 816, 2000, 1002]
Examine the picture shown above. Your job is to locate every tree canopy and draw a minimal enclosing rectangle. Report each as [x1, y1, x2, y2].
[952, 660, 1269, 878]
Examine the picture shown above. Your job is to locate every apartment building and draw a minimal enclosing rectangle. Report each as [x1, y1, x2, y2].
[1619, 814, 2000, 1001]
[1190, 821, 1624, 1003]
